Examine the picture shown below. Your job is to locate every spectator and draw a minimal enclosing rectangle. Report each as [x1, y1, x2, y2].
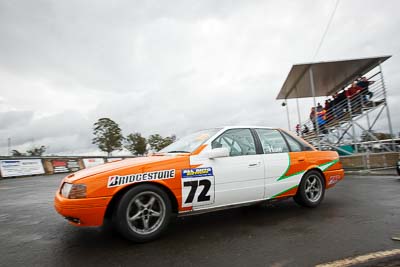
[317, 108, 328, 134]
[310, 107, 316, 131]
[357, 76, 374, 102]
[337, 88, 346, 105]
[335, 89, 346, 119]
[324, 99, 330, 110]
[302, 124, 309, 134]
[345, 82, 360, 98]
[325, 99, 333, 123]
[295, 124, 300, 136]
[317, 102, 323, 112]
[346, 81, 362, 113]
[332, 93, 339, 119]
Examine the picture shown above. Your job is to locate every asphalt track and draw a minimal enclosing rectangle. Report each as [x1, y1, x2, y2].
[0, 174, 399, 267]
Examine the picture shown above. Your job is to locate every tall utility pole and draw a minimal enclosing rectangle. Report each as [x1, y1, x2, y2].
[8, 137, 11, 156]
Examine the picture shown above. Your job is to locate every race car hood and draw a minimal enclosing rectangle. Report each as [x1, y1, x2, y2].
[65, 155, 188, 183]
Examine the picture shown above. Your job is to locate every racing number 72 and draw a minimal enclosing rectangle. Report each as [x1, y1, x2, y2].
[183, 180, 211, 204]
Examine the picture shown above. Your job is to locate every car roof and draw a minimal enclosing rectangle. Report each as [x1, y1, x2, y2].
[221, 126, 277, 130]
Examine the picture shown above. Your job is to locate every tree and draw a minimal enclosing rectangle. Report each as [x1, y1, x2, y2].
[148, 134, 175, 152]
[26, 145, 46, 156]
[11, 150, 25, 157]
[125, 133, 147, 156]
[162, 135, 176, 148]
[92, 118, 123, 156]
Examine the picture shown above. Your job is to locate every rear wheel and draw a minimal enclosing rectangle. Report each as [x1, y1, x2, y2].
[113, 184, 172, 242]
[294, 170, 325, 208]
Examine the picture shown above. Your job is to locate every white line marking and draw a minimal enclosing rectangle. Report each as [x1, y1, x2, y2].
[0, 187, 16, 190]
[316, 248, 400, 267]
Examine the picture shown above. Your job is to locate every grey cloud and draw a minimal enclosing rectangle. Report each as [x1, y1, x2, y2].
[0, 110, 34, 130]
[0, 111, 94, 154]
[0, 0, 400, 155]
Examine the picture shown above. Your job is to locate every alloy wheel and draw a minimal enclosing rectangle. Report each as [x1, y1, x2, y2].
[126, 191, 166, 235]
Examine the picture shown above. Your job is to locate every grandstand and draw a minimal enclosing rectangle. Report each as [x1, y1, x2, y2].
[277, 56, 398, 157]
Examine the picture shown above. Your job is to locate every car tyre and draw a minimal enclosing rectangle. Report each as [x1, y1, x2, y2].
[113, 184, 172, 242]
[294, 170, 325, 208]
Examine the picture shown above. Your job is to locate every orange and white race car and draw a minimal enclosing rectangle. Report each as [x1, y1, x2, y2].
[55, 126, 344, 242]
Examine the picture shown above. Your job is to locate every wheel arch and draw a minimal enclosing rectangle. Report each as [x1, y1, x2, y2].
[302, 167, 326, 187]
[104, 182, 179, 219]
[294, 167, 326, 208]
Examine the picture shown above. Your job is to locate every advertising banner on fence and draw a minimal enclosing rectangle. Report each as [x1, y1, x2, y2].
[83, 158, 105, 168]
[107, 158, 123, 162]
[51, 159, 81, 173]
[0, 159, 45, 177]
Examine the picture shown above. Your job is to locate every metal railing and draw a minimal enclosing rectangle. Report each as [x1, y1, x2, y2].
[296, 72, 396, 152]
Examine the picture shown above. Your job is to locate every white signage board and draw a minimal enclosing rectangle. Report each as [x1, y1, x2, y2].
[107, 158, 123, 162]
[83, 158, 105, 168]
[0, 159, 45, 177]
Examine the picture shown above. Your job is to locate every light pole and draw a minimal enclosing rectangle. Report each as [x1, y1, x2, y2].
[282, 101, 291, 131]
[7, 137, 11, 156]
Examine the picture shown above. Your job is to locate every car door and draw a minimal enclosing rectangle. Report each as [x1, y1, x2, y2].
[188, 128, 265, 210]
[254, 128, 306, 199]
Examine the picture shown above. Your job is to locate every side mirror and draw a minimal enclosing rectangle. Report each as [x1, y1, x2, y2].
[204, 147, 230, 159]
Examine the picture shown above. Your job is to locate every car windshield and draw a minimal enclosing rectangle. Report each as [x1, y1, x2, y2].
[160, 128, 221, 153]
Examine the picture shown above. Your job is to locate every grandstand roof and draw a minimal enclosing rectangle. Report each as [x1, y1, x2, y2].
[276, 55, 391, 100]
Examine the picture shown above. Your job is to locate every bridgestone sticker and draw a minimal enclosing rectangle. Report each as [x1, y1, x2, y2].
[107, 169, 175, 188]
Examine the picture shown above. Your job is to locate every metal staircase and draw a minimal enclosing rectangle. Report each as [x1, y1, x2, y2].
[276, 56, 397, 156]
[300, 71, 396, 154]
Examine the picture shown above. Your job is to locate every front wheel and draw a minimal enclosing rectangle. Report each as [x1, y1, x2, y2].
[113, 184, 172, 242]
[294, 170, 325, 208]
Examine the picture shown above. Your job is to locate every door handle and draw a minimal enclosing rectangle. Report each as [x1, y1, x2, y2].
[298, 158, 305, 162]
[248, 162, 261, 167]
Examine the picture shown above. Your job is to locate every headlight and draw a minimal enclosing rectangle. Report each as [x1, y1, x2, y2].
[61, 183, 87, 199]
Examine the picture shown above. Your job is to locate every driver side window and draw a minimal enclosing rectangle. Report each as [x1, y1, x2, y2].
[211, 129, 256, 156]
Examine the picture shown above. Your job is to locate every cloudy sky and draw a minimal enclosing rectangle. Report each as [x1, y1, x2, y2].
[1, 0, 399, 155]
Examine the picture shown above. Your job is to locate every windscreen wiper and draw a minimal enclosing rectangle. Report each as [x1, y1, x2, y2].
[167, 150, 190, 153]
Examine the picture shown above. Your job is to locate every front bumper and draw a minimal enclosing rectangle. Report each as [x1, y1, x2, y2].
[54, 192, 112, 226]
